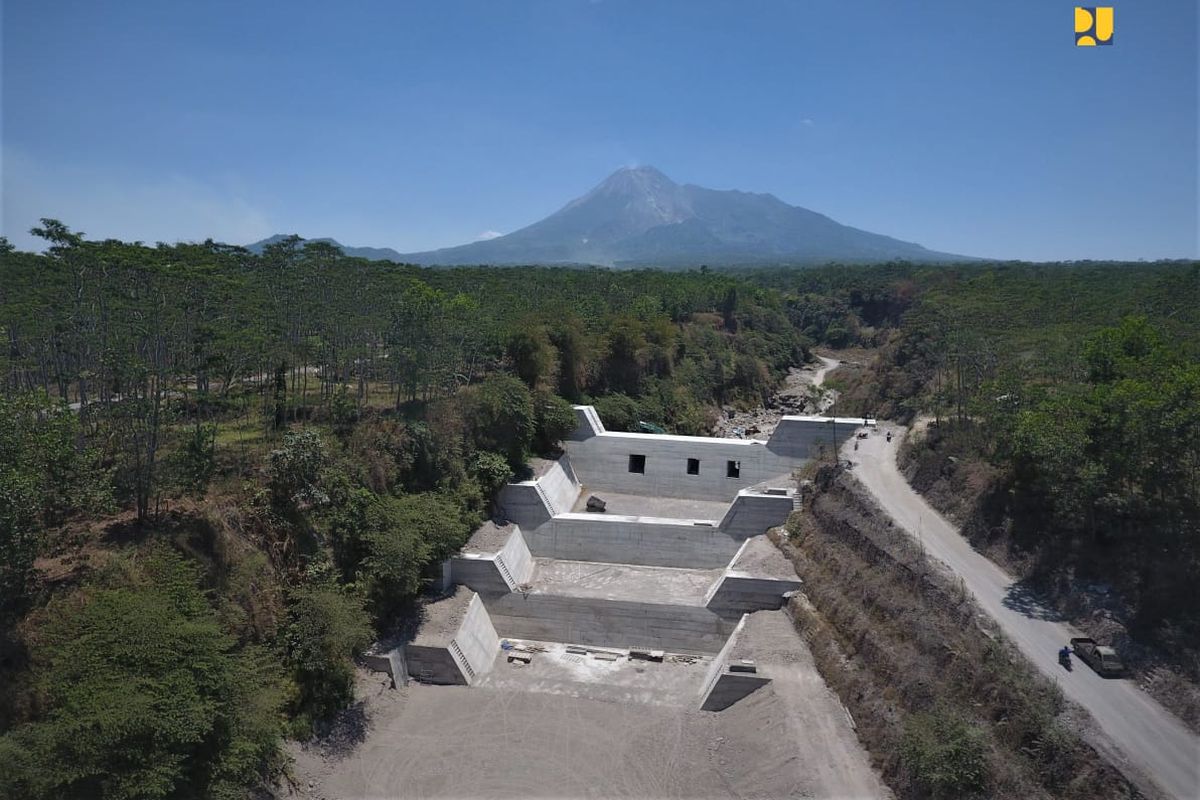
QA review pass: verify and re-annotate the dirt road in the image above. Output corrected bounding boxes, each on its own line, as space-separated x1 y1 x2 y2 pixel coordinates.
847 426 1200 800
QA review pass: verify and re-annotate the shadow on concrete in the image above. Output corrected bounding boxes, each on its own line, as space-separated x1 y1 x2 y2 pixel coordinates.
1002 579 1066 622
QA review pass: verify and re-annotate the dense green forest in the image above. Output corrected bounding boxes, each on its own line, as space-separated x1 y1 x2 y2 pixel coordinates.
772 259 1200 708
0 224 807 799
1 223 1196 798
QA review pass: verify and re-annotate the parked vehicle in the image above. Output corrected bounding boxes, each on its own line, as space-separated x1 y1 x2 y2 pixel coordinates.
1071 637 1126 677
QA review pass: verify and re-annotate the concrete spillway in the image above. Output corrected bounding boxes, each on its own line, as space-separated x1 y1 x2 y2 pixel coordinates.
383 403 869 711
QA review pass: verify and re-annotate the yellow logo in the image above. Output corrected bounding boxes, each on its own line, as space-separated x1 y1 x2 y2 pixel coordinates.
1076 7 1113 46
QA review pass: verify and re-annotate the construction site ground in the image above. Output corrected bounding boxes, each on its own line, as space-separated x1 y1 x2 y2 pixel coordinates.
285 609 889 800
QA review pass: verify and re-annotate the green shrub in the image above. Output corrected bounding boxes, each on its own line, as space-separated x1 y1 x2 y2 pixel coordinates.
283 583 372 732
592 393 639 432
463 374 535 467
533 392 578 453
900 707 989 798
0 548 285 800
470 451 513 500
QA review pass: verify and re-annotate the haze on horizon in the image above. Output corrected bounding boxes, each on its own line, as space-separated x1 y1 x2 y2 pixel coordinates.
2 0 1197 262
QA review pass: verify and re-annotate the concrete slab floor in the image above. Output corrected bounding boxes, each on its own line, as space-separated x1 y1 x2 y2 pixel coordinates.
529 558 722 604
570 490 732 520
476 639 712 707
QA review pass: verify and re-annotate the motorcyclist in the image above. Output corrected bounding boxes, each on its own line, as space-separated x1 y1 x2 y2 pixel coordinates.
1059 644 1071 663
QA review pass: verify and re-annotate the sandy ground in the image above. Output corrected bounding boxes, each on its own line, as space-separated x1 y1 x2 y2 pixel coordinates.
283 609 889 800
848 425 1200 800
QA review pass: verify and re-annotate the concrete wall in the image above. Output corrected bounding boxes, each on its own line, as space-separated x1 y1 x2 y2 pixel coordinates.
539 455 581 516
700 614 748 697
405 645 468 685
498 482 552 529
766 416 875 460
405 593 501 685
524 513 742 569
718 491 795 538
704 574 803 618
499 457 581 528
451 593 500 682
496 526 535 586
564 429 794 502
450 554 514 594
362 646 409 687
451 527 535 593
564 407 868 502
483 593 738 654
701 672 771 711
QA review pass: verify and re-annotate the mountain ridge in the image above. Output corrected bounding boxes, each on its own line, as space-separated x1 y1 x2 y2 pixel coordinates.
247 167 974 266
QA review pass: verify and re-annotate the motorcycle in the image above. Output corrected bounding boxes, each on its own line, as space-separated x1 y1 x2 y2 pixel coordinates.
1058 649 1073 671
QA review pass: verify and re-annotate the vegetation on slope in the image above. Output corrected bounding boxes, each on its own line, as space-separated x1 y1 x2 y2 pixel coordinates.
0 224 807 798
782 466 1141 800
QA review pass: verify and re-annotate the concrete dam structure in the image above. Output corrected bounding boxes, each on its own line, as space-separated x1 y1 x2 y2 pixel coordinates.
372 405 870 710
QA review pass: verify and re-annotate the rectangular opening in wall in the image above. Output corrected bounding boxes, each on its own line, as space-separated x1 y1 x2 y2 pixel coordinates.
687 458 700 475
726 460 741 478
628 454 646 474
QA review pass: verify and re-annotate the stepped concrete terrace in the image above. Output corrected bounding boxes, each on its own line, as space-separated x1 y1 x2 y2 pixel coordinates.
386 404 868 711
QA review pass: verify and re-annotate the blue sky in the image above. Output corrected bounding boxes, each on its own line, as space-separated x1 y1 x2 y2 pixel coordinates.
2 0 1197 260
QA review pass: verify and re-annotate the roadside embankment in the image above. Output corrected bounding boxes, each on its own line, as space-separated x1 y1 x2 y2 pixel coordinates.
775 464 1144 800
898 421 1200 736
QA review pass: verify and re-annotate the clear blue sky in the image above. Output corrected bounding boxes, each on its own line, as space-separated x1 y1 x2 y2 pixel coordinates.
3 0 1197 260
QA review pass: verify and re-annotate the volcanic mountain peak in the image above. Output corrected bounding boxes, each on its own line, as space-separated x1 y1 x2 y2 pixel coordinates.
250 166 973 266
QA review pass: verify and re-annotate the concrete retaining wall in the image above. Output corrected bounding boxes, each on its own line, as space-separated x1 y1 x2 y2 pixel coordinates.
718 491 795 538
563 407 868 502
767 416 874 460
450 554 514 593
700 614 748 698
539 455 581 516
564 429 793 502
499 457 582 528
451 527 535 593
524 513 742 569
496 526 535 586
452 593 500 682
701 672 771 711
483 593 737 654
405 645 468 685
405 593 500 685
704 574 803 618
362 646 409 687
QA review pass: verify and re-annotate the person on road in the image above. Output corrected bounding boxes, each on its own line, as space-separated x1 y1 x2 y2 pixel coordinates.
1059 644 1071 663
